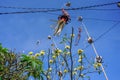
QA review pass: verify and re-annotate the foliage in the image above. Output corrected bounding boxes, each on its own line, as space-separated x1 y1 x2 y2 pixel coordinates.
0 44 43 80
0 28 103 80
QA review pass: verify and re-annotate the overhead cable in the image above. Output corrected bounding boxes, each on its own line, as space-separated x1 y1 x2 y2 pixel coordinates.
0 1 118 10
83 22 120 50
94 22 120 42
84 18 120 22
71 22 120 63
0 1 119 15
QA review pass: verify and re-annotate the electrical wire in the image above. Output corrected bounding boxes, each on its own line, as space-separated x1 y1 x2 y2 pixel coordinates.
0 6 57 10
44 12 120 23
0 1 119 79
0 1 119 15
65 21 118 80
67 21 112 79
0 1 118 10
83 22 120 50
66 15 120 76
69 21 120 79
94 22 120 42
84 18 120 22
70 22 120 69
85 8 120 11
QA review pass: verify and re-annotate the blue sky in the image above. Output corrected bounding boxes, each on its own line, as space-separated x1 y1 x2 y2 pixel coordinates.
0 0 120 80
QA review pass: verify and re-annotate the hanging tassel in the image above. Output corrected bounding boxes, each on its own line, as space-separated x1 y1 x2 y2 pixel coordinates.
75 27 82 46
54 19 65 36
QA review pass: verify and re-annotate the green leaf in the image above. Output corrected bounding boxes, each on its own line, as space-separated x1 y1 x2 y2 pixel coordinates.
32 61 37 69
0 76 2 80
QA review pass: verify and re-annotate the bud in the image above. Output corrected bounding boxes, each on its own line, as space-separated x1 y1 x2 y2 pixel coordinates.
70 34 75 38
62 61 65 66
77 66 84 70
74 68 77 71
40 50 45 55
47 75 50 79
64 69 68 73
65 2 71 7
29 51 33 55
35 53 40 57
49 60 53 64
80 74 84 77
73 71 77 75
78 59 82 63
65 51 70 55
117 2 120 7
48 35 52 40
78 16 83 21
97 63 102 67
79 55 84 59
65 45 70 49
52 55 56 59
78 49 83 55
48 68 52 72
58 71 63 77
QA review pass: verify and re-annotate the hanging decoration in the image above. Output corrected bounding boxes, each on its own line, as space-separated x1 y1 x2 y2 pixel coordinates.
75 27 82 46
54 8 71 36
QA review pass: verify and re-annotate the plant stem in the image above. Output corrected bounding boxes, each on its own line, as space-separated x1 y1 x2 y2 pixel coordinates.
69 27 74 80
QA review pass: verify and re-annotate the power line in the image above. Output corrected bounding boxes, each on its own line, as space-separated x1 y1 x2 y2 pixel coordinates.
94 22 120 42
0 1 119 15
0 6 57 10
68 21 115 80
0 8 119 11
83 22 120 50
71 22 120 61
0 2 118 10
44 12 120 22
79 9 120 11
40 11 120 22
84 18 120 22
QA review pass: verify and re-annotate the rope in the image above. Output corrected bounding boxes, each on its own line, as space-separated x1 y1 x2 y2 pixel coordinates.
91 43 108 80
91 43 99 57
81 22 90 37
82 22 109 80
